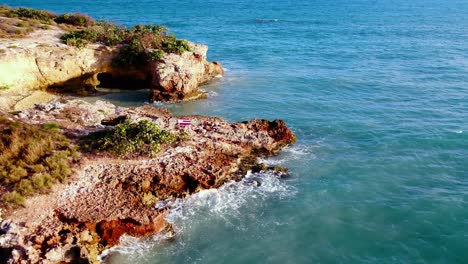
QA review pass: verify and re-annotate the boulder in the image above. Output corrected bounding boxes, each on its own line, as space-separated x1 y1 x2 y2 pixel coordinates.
150 42 224 101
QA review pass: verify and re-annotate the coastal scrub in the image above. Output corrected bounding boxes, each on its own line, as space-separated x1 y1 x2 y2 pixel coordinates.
0 115 80 206
1 5 192 65
60 22 192 66
81 120 185 157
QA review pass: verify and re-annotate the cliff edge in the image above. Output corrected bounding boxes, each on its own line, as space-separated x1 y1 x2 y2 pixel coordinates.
0 7 223 105
0 100 296 263
0 7 294 264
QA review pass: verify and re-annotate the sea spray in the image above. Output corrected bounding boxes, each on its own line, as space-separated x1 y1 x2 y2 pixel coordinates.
259 143 316 166
100 171 296 263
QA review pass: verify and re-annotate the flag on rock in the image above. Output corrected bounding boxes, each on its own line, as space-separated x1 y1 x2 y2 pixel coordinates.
177 118 192 128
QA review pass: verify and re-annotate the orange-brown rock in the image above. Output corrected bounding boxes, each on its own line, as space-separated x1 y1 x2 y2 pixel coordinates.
1 100 295 263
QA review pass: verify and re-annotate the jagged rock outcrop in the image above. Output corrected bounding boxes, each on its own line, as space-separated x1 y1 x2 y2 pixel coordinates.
150 42 224 101
0 99 295 263
0 28 223 102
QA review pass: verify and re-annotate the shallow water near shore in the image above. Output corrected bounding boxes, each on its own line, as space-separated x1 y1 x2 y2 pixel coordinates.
6 0 468 263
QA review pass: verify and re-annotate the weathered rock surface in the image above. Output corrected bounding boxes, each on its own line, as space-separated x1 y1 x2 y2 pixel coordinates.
0 26 223 103
0 99 295 263
0 28 117 94
150 42 224 101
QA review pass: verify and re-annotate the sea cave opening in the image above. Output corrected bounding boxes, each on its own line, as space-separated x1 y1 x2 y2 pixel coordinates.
96 72 151 90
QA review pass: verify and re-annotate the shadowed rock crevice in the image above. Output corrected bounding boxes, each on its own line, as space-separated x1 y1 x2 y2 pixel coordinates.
96 72 152 90
0 33 223 102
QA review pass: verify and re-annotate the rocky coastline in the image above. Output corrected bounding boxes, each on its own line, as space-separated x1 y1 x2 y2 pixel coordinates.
0 100 296 263
0 7 296 264
0 6 223 110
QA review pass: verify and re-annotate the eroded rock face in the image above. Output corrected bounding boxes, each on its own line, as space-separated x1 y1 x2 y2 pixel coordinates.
0 29 223 102
1 100 295 263
150 42 224 101
0 28 118 94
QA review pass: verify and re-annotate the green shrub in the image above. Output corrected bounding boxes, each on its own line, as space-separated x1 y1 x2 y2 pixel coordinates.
54 13 94 27
0 116 79 205
162 34 191 54
17 179 34 196
42 122 61 132
56 19 188 67
31 174 45 190
7 7 56 21
16 21 27 27
148 49 164 61
112 38 147 67
32 164 46 173
60 29 98 48
45 151 72 182
2 191 24 205
83 120 183 157
7 166 27 184
42 174 55 189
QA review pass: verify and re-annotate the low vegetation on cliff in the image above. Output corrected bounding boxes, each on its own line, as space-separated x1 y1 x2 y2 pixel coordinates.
0 115 80 206
81 120 187 157
0 6 52 38
0 5 191 67
61 22 191 66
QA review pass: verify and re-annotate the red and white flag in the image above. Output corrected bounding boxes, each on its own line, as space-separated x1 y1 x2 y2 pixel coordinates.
177 118 192 127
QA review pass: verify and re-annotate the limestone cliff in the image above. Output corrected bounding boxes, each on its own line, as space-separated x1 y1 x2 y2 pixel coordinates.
151 42 224 101
0 27 223 102
0 28 117 92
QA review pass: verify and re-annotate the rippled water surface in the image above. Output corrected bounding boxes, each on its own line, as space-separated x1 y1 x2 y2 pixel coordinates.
5 0 468 263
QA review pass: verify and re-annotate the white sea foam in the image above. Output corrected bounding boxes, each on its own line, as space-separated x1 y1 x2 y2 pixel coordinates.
198 89 219 97
166 171 295 228
100 232 174 262
100 171 295 262
207 90 219 97
255 18 279 23
259 144 316 166
150 101 164 106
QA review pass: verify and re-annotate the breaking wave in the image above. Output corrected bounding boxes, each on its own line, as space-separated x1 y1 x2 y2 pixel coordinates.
101 171 296 263
259 143 316 166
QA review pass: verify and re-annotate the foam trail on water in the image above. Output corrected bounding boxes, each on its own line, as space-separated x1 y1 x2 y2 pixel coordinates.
166 171 296 233
259 143 316 166
199 89 219 97
100 171 295 263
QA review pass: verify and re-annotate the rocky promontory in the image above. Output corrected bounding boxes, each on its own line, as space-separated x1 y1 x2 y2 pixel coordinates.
0 99 295 263
0 6 223 108
0 7 295 264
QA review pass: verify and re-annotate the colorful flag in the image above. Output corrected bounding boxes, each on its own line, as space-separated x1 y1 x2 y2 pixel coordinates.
177 118 192 127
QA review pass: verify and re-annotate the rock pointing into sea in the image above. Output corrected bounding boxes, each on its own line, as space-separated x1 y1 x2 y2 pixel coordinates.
0 26 223 104
150 42 224 101
0 99 295 263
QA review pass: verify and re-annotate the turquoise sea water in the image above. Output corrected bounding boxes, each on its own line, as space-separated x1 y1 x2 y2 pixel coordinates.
5 0 468 263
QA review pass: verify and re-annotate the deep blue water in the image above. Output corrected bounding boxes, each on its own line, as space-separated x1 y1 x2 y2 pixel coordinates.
4 0 468 263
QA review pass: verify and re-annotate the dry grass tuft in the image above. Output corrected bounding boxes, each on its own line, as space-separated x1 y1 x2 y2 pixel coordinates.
0 115 81 207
